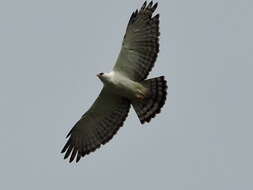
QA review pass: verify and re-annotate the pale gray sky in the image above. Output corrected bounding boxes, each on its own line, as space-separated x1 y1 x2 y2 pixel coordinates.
0 0 252 189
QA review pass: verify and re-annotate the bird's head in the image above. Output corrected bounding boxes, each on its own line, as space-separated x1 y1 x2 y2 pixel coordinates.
96 72 112 84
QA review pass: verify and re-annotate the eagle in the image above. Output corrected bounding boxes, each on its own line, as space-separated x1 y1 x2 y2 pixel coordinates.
61 1 167 163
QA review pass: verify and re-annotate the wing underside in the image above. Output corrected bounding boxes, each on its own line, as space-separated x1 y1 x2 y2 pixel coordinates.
113 1 160 81
61 88 130 163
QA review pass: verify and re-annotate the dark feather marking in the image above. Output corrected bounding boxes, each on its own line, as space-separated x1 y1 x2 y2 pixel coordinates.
132 76 167 124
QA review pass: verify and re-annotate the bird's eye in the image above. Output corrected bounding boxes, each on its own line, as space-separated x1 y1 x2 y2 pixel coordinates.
99 72 104 76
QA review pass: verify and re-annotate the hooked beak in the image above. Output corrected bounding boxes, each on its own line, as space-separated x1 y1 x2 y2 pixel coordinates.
97 72 104 78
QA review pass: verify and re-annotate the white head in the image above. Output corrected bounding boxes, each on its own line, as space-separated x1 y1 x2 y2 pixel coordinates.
96 72 113 84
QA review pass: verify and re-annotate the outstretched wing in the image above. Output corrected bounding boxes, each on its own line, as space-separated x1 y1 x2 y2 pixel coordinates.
61 87 130 163
113 1 160 81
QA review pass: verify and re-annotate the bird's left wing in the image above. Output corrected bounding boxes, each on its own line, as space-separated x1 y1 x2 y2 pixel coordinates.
113 1 160 81
61 87 130 163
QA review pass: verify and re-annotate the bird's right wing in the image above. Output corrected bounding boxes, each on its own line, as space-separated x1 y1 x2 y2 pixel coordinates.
61 87 130 163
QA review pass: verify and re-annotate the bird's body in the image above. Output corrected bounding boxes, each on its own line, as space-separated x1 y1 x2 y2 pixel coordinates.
61 1 168 163
98 71 149 100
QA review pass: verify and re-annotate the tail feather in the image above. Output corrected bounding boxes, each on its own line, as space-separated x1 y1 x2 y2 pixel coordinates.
132 76 167 124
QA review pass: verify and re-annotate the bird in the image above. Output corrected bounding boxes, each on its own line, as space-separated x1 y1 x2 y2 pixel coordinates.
61 1 167 163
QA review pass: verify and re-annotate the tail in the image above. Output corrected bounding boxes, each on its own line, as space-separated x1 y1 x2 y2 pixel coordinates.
132 76 167 124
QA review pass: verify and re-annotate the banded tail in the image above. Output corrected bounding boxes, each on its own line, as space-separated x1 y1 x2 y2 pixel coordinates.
132 76 167 124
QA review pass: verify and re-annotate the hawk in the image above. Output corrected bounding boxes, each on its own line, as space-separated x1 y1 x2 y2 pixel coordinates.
61 1 167 163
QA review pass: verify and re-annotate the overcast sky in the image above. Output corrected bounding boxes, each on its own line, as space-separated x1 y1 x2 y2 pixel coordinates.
0 0 252 189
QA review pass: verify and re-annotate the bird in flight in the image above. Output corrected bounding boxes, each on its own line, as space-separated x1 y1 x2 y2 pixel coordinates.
61 1 167 163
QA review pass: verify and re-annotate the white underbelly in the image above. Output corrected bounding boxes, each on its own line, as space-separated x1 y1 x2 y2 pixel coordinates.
109 74 145 99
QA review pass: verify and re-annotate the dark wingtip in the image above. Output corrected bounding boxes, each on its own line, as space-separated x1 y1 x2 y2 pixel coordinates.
61 138 70 153
69 148 77 163
147 1 153 8
154 13 160 19
64 144 73 160
66 130 72 138
76 153 81 163
141 1 147 10
152 2 158 12
61 147 66 154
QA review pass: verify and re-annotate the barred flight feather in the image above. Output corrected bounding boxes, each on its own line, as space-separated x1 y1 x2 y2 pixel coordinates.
114 1 160 81
61 89 130 163
132 76 167 124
